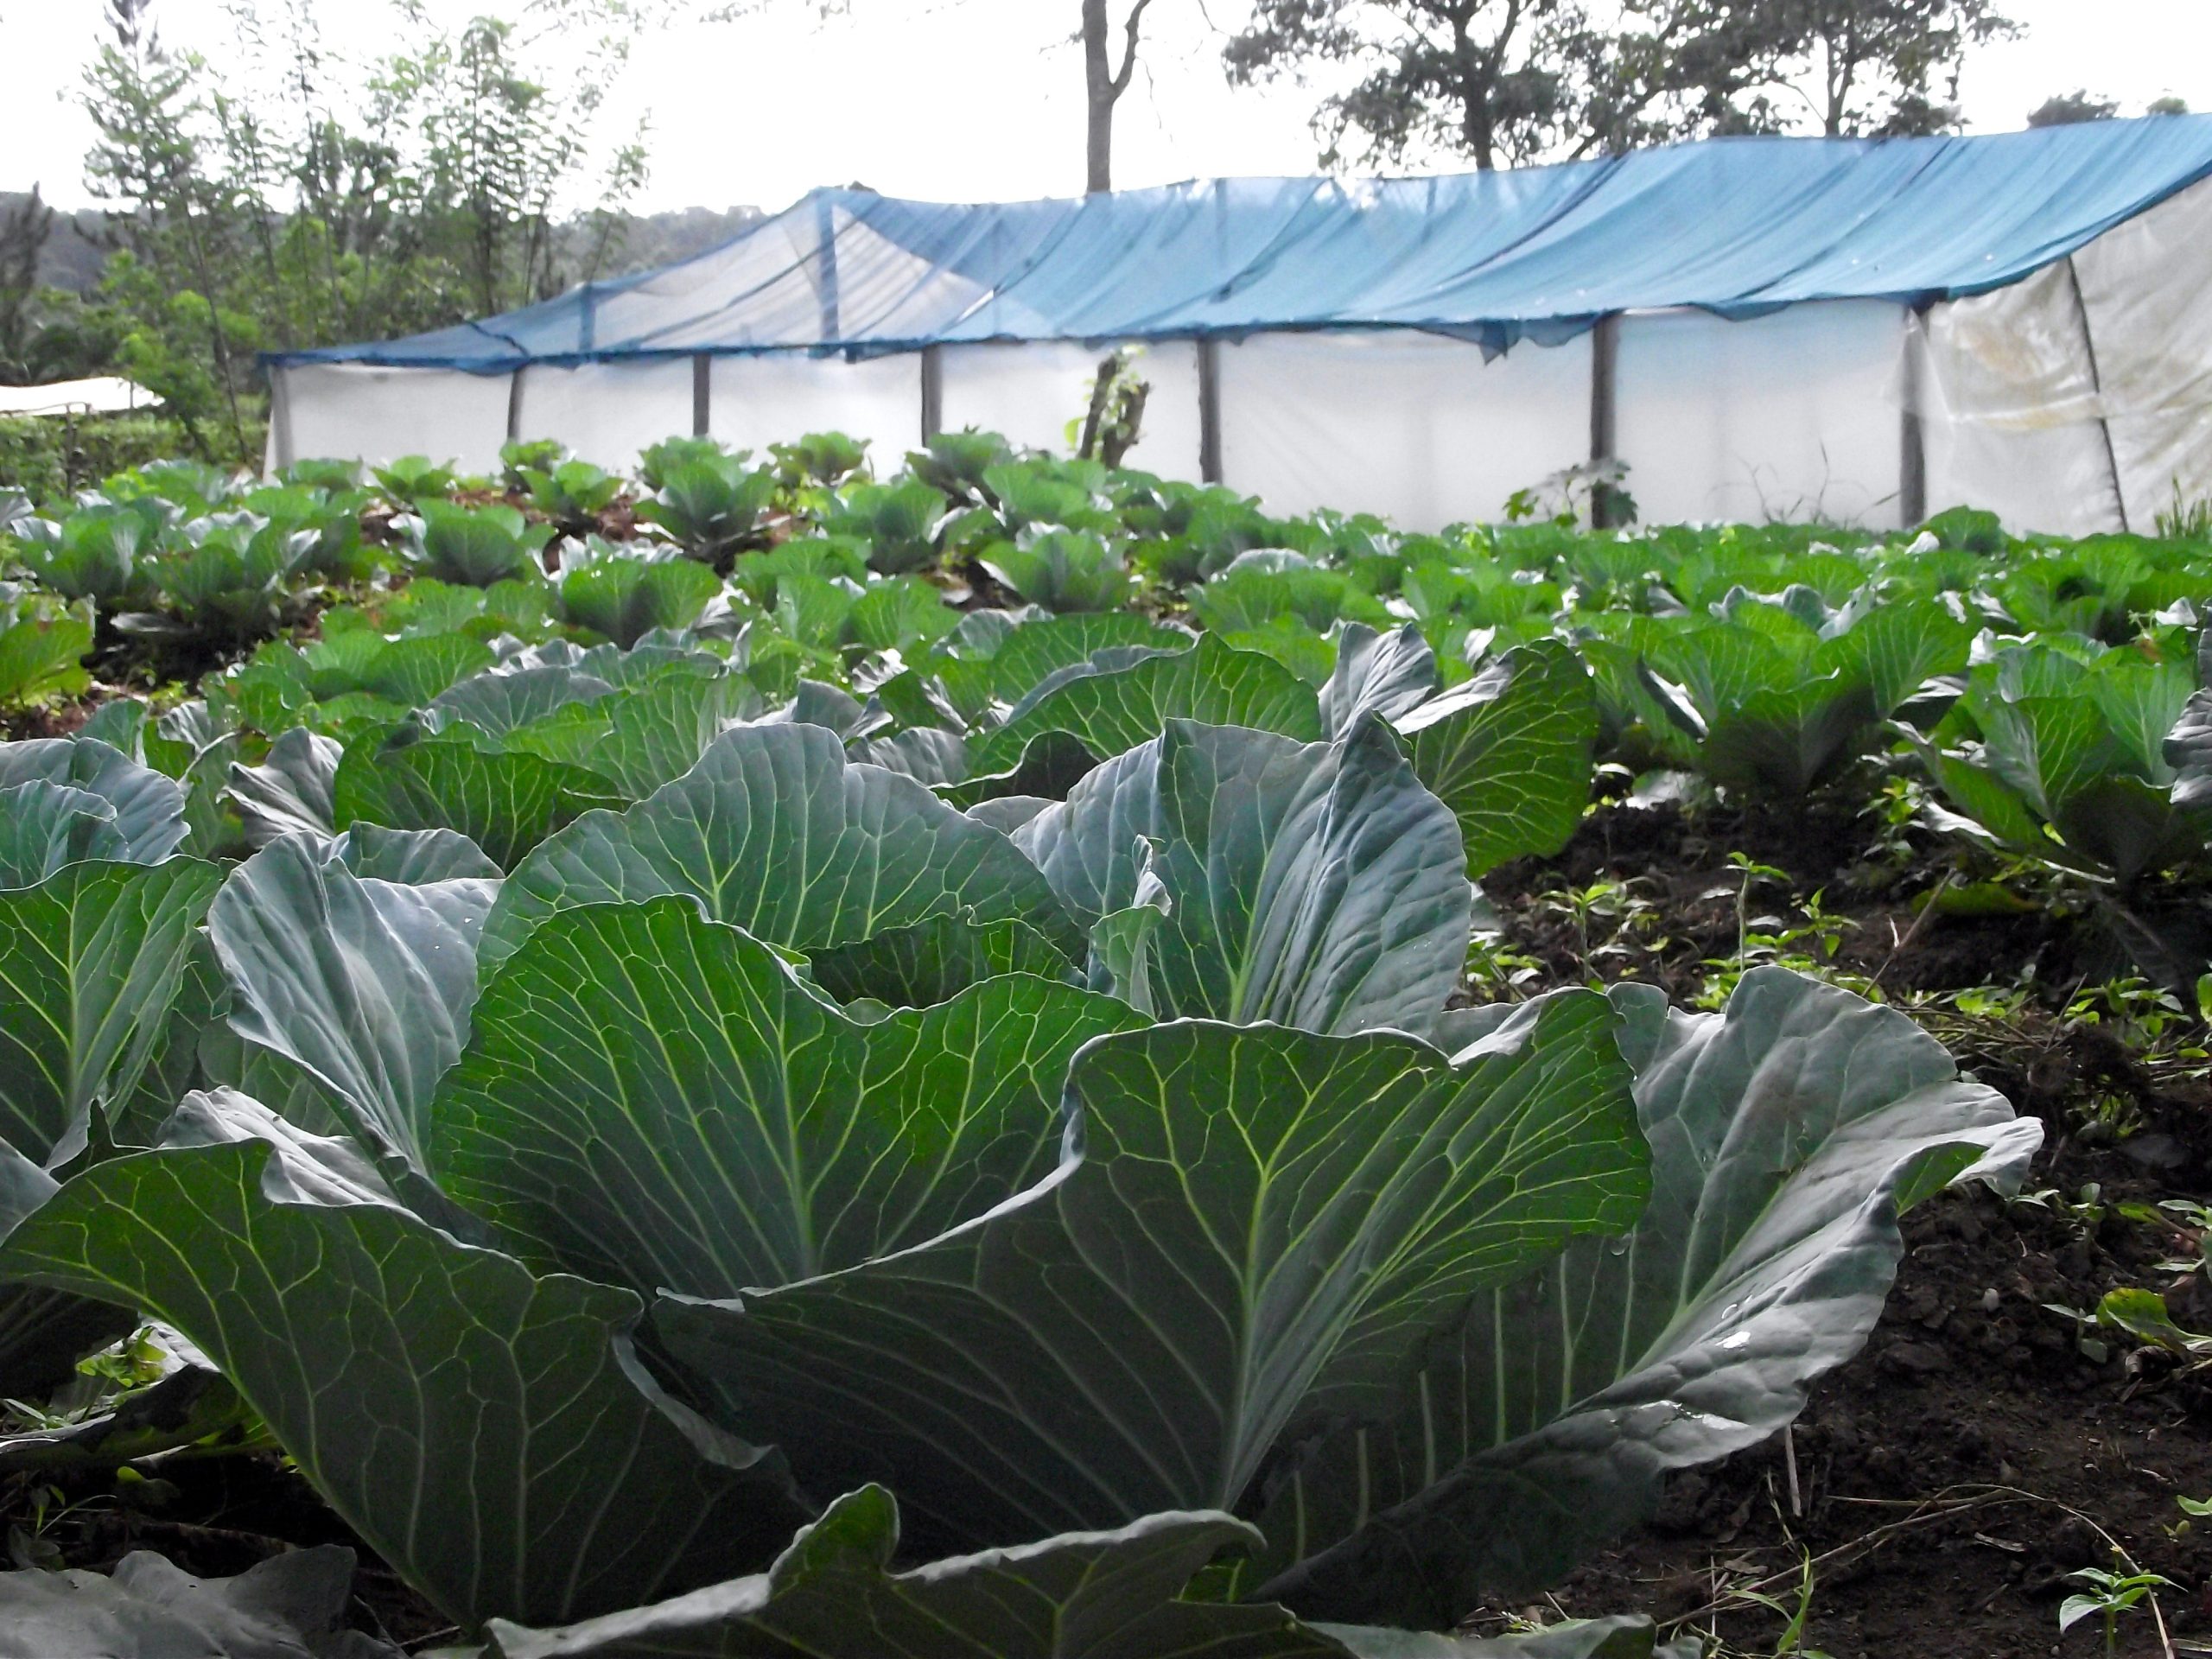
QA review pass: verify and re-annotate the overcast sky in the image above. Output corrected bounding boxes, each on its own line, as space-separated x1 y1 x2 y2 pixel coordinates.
3 0 2206 213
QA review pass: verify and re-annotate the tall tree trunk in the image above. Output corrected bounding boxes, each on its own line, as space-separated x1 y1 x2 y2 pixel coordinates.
1084 0 1116 194
1083 0 1153 195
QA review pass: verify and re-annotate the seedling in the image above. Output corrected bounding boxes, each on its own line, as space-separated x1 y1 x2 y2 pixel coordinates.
2059 1565 2174 1655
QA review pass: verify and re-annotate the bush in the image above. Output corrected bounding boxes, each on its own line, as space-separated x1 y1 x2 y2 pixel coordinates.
0 410 265 505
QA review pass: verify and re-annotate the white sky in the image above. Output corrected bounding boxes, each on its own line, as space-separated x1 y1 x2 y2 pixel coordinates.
2 0 2206 213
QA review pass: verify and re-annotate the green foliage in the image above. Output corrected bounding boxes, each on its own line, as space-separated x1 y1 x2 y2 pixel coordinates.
638 453 779 564
978 528 1135 613
372 455 461 507
638 435 741 493
521 459 624 534
399 500 554 588
552 537 723 646
819 478 948 575
0 414 213 505
5 499 169 607
1916 634 2209 885
0 586 93 711
770 431 870 490
904 428 1014 500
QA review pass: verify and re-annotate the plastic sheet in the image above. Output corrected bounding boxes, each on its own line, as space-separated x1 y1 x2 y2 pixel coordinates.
271 117 2212 371
1915 174 2212 532
937 341 1204 477
510 360 697 471
1617 301 1903 528
280 365 511 473
706 352 920 469
1218 330 1592 529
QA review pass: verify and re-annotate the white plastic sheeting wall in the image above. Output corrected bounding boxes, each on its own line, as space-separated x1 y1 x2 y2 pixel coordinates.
270 177 2211 538
938 341 1204 479
1915 174 2212 534
1217 330 1592 527
708 352 919 466
511 360 696 471
1615 301 1904 528
279 365 512 474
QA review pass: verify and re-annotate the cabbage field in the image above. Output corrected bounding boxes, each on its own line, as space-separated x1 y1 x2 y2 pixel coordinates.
0 432 2205 1658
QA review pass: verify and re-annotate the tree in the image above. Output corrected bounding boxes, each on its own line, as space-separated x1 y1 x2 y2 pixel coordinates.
1224 0 2017 170
1083 0 1157 192
0 187 54 385
2027 89 2120 128
1744 0 2016 137
1224 1 1590 171
81 0 257 449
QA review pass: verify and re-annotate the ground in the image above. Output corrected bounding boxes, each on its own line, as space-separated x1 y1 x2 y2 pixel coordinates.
1471 789 2212 1659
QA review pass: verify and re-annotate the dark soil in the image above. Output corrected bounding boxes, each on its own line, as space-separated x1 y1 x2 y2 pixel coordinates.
3 1453 454 1649
1482 790 2149 1003
1541 1125 2212 1659
1477 792 2212 1659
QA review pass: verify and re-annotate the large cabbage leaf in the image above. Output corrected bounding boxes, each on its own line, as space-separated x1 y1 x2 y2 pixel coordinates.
480 1483 1685 1659
658 992 1646 1555
427 898 1143 1296
483 722 1082 969
1014 718 1471 1033
207 834 499 1183
0 1090 809 1630
1249 968 2042 1626
334 720 624 870
0 857 225 1166
0 1545 402 1659
970 634 1323 775
0 737 189 868
1396 639 1598 877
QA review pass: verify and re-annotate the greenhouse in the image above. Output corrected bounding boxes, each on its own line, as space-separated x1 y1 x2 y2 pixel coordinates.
268 115 2212 534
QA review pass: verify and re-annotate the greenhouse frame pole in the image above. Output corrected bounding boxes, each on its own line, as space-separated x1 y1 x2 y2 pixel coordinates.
692 356 712 437
1197 337 1223 485
269 367 296 474
505 369 525 444
1588 315 1620 527
920 346 944 443
2063 255 2130 535
1899 308 1928 530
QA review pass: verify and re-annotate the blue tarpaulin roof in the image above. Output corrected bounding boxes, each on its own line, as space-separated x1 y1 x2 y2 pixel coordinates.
271 114 2212 372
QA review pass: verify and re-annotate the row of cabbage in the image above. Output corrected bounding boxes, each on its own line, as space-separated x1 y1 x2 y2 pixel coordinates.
10 431 2212 909
0 480 2039 1653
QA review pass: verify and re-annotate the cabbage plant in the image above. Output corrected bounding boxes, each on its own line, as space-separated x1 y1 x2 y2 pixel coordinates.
978 527 1134 613
1917 634 2210 886
818 478 948 575
398 501 556 588
1585 587 1972 794
0 715 2034 1655
520 458 624 534
639 454 779 566
0 584 92 712
552 536 724 646
4 499 169 609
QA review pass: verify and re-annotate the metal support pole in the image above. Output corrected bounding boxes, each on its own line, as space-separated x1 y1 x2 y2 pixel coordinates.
1898 308 1928 530
692 355 711 438
1197 337 1223 486
814 194 842 343
2063 255 2130 534
1588 315 1620 528
268 365 296 475
920 346 944 444
505 368 525 445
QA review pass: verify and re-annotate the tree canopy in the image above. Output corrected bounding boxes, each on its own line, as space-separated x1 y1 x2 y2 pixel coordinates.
1224 0 2018 170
